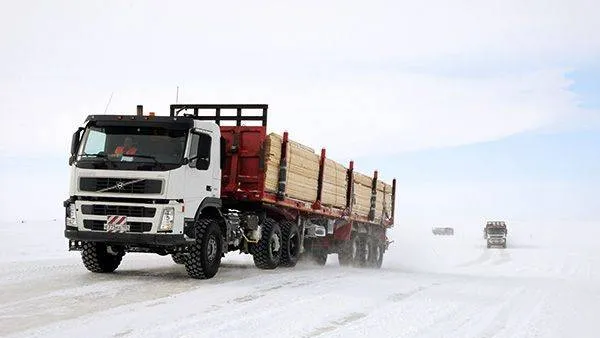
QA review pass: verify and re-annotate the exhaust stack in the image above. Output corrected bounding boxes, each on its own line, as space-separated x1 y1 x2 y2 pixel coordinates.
136 105 143 116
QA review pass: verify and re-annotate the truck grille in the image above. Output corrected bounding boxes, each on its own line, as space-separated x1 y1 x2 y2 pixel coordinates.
81 205 156 218
83 220 152 233
79 178 162 194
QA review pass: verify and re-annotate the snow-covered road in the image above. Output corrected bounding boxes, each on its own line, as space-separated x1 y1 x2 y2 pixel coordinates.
1 220 599 337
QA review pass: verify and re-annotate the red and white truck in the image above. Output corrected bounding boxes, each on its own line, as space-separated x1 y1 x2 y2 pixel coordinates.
64 104 396 279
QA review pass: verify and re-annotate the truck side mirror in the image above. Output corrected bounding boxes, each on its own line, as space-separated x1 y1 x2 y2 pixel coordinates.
69 127 85 165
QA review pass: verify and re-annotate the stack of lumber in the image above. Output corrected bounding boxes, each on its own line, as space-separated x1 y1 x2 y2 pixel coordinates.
264 133 283 193
264 132 393 222
374 180 393 222
322 159 347 208
352 172 373 218
286 140 319 201
263 133 319 202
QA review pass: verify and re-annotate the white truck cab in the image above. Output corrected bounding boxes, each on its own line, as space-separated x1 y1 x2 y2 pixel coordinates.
65 113 222 238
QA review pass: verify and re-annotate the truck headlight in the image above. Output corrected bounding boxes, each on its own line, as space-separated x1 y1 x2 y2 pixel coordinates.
66 204 77 227
159 207 175 232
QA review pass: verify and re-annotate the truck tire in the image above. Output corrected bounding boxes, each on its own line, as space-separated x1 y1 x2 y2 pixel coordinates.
280 220 300 268
338 233 359 267
356 236 369 267
185 218 223 279
367 238 384 269
375 241 385 269
172 253 186 265
253 218 282 270
375 242 385 269
81 242 124 273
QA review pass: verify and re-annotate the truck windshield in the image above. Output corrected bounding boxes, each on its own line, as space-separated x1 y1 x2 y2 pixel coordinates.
77 125 188 171
487 228 506 235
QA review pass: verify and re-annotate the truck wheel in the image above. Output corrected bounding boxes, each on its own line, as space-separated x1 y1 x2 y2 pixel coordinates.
81 242 124 273
280 220 300 267
367 238 384 269
253 218 282 270
338 233 359 267
356 236 369 267
185 218 223 279
172 253 186 265
375 243 385 269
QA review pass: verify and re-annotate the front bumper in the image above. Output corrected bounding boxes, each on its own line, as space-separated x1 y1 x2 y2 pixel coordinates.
65 229 189 246
488 238 506 245
65 198 186 233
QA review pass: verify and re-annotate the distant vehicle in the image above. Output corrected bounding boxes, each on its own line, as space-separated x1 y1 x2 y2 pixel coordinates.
432 227 454 236
484 221 507 248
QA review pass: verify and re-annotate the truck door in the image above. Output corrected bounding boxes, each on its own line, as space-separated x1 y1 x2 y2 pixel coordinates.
184 129 220 214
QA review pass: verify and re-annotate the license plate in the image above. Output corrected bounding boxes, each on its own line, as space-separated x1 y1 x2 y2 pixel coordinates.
105 215 130 232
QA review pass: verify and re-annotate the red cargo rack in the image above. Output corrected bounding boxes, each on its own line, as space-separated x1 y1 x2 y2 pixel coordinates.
170 104 395 227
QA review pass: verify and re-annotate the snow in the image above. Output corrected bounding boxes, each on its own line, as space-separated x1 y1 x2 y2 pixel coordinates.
1 219 599 337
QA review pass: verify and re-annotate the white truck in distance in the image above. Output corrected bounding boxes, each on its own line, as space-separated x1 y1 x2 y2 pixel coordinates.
484 221 508 248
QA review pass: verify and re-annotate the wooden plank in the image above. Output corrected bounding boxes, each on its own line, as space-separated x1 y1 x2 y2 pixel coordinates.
354 171 373 186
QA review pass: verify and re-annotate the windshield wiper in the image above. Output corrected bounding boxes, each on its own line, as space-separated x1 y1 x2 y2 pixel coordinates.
80 152 115 168
120 154 165 169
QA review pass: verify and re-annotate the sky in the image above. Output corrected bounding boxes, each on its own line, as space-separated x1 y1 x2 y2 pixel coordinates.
0 0 598 224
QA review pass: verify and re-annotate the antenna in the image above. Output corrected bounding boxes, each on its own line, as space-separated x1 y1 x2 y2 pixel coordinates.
175 86 179 103
103 92 114 114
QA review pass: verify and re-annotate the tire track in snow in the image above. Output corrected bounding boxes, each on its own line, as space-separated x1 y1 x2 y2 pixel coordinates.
305 312 368 337
473 286 548 338
302 279 457 338
457 249 493 268
492 249 512 266
386 283 442 303
0 258 276 336
317 278 469 338
161 269 438 338
462 287 525 338
427 285 545 338
9 266 355 338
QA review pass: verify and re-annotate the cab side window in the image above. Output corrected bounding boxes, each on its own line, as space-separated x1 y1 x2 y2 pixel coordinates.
189 132 211 170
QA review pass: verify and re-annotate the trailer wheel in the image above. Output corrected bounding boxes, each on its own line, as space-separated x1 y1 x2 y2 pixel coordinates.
376 243 385 268
253 218 282 270
280 220 300 268
185 218 223 279
81 242 124 273
338 233 359 267
171 253 186 265
356 236 369 267
367 238 384 269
